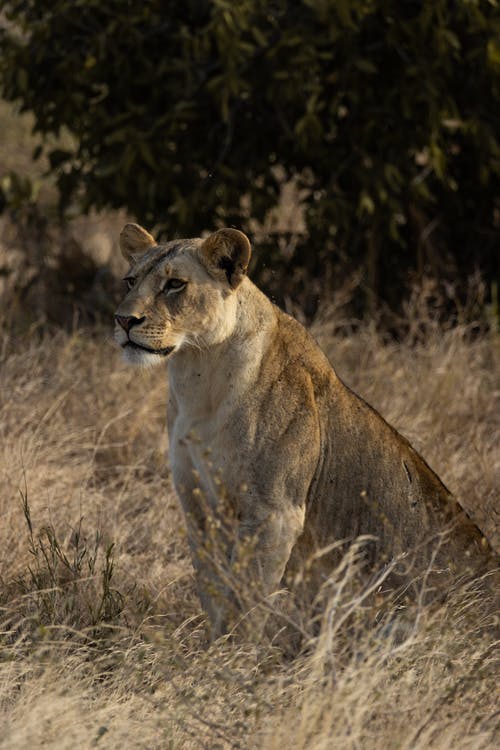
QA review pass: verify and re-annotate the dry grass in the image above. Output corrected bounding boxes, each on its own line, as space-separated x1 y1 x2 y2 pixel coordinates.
0 301 499 749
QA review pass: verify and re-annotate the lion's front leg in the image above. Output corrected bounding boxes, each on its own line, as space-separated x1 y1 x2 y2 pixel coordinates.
173 481 234 634
172 439 306 638
208 504 306 639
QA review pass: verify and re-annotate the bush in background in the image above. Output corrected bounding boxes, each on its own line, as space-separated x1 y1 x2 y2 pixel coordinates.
1 0 499 315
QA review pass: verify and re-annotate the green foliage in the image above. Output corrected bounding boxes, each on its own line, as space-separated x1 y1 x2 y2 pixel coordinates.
18 481 124 629
1 0 499 312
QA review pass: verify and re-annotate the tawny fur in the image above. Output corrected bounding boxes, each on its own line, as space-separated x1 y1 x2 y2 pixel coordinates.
115 224 494 637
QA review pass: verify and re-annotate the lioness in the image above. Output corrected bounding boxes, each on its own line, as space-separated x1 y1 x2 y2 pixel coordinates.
115 223 493 637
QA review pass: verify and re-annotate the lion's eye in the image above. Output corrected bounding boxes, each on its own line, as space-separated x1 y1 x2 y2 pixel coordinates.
164 278 186 293
124 277 136 291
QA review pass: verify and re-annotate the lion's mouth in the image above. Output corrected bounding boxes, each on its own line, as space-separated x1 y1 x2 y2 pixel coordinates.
123 340 174 357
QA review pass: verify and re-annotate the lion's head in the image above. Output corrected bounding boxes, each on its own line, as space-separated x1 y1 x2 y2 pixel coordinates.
114 223 251 366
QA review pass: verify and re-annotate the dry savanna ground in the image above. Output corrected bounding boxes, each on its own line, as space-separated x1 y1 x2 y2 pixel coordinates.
0 292 499 749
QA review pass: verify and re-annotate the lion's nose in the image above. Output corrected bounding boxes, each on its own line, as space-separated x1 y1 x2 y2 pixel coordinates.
115 314 145 333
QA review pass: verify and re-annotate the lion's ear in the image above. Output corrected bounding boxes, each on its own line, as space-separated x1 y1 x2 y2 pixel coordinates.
200 229 251 289
119 223 156 263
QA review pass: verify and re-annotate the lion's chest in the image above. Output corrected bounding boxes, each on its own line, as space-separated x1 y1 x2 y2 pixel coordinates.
168 397 246 513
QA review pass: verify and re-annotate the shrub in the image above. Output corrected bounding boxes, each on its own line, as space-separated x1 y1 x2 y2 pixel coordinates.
1 0 499 313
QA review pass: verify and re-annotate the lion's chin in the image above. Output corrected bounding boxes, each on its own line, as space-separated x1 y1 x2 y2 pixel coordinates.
121 341 174 367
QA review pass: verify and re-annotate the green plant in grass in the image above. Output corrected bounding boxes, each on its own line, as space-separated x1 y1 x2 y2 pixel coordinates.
19 483 124 629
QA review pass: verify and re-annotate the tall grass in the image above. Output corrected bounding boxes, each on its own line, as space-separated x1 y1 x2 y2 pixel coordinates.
0 299 498 748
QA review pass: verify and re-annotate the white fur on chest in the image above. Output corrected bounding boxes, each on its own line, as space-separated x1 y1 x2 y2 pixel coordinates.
168 365 244 509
